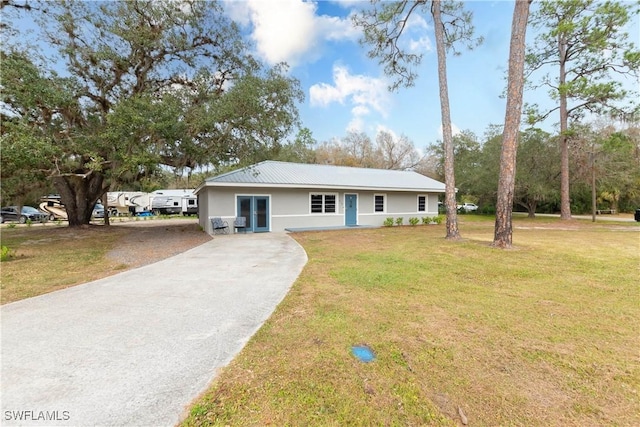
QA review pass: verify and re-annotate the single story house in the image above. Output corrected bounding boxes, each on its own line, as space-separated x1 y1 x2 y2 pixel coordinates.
195 161 446 233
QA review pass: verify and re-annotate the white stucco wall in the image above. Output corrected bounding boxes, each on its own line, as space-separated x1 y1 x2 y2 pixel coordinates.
198 186 442 233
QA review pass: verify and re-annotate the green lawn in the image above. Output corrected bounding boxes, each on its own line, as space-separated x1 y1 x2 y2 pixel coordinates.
182 216 639 426
0 218 205 304
0 224 125 304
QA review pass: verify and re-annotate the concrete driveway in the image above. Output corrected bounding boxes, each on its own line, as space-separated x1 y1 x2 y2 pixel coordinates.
1 232 307 426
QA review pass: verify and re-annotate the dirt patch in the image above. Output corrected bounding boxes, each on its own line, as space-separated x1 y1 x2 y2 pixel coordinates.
1 219 212 304
106 220 212 268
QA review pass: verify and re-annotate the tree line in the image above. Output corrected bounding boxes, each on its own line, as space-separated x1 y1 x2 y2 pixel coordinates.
428 122 640 216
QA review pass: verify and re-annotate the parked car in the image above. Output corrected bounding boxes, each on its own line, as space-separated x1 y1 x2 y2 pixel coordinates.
457 203 479 212
0 206 49 224
92 203 105 219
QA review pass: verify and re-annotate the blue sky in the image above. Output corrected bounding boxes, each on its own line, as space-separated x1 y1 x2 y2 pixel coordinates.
226 0 526 149
6 0 638 151
225 0 639 150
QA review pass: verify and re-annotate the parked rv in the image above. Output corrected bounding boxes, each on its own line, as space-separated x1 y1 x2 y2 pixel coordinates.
150 189 197 216
39 195 106 221
151 196 182 215
106 191 151 216
181 195 198 216
39 195 67 221
105 189 197 217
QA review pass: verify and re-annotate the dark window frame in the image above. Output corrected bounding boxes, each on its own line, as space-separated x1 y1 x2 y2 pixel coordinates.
374 194 385 213
418 195 426 212
310 193 338 214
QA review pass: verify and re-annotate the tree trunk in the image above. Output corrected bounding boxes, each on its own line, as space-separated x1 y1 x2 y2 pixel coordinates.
53 171 106 227
558 33 572 220
516 200 537 218
493 0 531 248
526 200 537 218
432 0 460 240
102 192 111 226
591 153 596 222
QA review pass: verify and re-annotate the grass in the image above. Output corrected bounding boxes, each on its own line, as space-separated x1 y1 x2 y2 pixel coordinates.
0 217 205 304
1 216 637 425
182 216 639 426
0 224 129 304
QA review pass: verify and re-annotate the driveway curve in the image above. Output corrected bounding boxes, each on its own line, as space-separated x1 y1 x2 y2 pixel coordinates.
1 232 307 426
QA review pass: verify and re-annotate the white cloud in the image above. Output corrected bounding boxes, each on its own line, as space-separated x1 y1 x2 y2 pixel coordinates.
375 124 399 139
310 64 391 136
406 13 429 31
347 116 365 133
438 123 462 138
352 105 370 116
409 36 432 53
331 0 364 7
317 13 360 42
250 0 319 65
347 105 370 132
226 0 357 67
310 64 390 118
309 82 343 106
223 1 251 25
403 14 432 53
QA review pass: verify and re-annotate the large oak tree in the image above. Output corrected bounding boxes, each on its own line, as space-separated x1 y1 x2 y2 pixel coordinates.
1 0 303 226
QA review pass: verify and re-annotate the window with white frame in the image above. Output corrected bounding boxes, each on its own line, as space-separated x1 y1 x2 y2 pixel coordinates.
374 194 385 213
418 195 427 212
310 193 337 213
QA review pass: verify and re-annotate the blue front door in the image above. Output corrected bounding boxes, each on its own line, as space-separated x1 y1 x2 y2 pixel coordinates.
345 194 357 226
237 196 270 232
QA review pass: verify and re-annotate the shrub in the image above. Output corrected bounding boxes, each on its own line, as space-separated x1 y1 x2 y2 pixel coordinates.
1 245 13 262
421 216 431 225
383 217 395 227
409 217 420 226
480 205 496 215
395 217 404 226
432 215 444 225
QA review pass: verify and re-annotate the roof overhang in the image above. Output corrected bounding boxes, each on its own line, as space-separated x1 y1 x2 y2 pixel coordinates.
195 181 446 194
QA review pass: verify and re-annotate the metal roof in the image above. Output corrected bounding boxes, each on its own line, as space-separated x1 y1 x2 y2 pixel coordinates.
198 161 445 192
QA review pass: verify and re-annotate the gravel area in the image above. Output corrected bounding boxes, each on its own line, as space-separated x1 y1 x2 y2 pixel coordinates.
106 218 212 268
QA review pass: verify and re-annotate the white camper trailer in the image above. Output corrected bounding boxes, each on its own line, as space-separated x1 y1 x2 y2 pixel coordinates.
104 189 196 216
181 194 198 216
150 189 196 216
106 191 151 216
